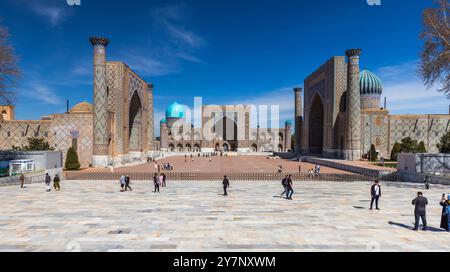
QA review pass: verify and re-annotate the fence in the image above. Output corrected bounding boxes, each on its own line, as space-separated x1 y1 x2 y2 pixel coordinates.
64 171 386 182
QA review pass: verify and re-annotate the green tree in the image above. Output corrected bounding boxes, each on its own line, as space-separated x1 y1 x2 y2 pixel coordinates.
12 137 54 151
417 141 427 153
368 144 378 162
391 142 401 161
65 147 81 170
400 137 418 153
438 131 450 153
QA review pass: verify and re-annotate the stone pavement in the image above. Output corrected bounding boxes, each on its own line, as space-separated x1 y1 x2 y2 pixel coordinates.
0 180 449 252
84 156 351 174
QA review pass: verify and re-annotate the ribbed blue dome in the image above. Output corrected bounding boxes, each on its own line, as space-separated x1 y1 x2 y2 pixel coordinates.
360 70 383 95
166 102 185 119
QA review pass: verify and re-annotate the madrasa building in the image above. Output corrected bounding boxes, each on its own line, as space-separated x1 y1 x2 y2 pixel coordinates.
0 37 156 168
157 103 292 153
295 48 450 160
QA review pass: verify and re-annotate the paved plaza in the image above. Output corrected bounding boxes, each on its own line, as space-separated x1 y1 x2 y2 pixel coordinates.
0 179 449 252
84 156 351 174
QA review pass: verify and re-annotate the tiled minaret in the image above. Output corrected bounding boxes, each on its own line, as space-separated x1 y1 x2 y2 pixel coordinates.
147 83 155 150
89 36 110 167
344 49 363 161
160 121 169 152
294 88 303 154
285 120 292 152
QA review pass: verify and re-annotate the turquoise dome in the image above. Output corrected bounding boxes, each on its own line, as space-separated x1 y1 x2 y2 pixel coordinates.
160 119 167 124
166 102 185 119
360 69 383 95
285 120 292 127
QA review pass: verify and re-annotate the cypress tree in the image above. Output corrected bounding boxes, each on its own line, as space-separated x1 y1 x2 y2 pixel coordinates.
65 147 81 171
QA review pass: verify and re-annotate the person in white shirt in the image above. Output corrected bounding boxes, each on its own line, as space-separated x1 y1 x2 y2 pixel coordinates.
370 180 382 210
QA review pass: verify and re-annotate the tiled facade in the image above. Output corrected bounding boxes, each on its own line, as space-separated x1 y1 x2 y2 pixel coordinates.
160 105 292 153
298 50 450 159
0 37 155 168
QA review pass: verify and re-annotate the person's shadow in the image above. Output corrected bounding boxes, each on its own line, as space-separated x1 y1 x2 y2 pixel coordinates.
388 221 446 232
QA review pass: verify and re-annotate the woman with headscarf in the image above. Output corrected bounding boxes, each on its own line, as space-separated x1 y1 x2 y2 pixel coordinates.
440 194 450 232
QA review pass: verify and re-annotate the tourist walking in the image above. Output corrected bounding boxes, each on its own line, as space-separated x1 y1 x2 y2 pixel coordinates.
158 174 164 189
53 174 61 191
280 175 288 197
161 173 167 187
314 165 321 176
223 175 230 196
440 194 450 232
20 174 25 189
45 173 51 192
119 175 126 192
286 175 294 200
412 192 428 231
125 175 132 191
370 180 381 210
153 173 160 193
424 176 430 190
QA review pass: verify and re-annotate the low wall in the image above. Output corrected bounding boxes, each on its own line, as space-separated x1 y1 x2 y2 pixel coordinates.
0 168 63 187
0 151 63 170
65 171 374 182
398 153 450 185
302 156 398 181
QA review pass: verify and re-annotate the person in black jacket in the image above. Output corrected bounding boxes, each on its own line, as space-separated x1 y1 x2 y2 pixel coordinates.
370 180 382 210
153 173 160 193
280 175 288 197
286 175 294 200
125 176 132 191
412 192 428 231
223 176 230 196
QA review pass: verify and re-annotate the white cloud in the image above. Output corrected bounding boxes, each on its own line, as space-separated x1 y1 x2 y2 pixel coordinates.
27 84 63 105
20 0 72 27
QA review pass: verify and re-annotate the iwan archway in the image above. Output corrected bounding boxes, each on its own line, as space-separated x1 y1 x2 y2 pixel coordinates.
309 94 324 154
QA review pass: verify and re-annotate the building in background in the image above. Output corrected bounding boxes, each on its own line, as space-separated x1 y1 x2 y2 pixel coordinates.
296 49 450 160
0 37 156 168
158 102 292 153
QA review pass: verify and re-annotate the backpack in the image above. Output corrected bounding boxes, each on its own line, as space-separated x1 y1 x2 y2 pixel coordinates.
282 179 287 187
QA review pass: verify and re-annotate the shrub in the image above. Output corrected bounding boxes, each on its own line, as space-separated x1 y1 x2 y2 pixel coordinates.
65 147 81 170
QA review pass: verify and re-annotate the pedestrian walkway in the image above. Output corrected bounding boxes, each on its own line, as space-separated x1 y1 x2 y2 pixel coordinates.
0 180 448 252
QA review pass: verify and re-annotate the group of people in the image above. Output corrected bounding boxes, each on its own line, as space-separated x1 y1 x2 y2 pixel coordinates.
44 173 61 192
370 180 450 232
162 162 174 171
152 173 167 193
280 175 294 200
307 165 321 178
119 175 132 192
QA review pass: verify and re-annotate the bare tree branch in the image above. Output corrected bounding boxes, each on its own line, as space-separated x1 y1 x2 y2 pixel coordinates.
0 22 20 105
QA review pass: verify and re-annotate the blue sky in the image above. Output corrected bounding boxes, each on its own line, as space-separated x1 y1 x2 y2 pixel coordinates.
0 0 447 134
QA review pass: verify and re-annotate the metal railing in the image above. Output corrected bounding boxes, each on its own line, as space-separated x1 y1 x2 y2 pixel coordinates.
64 171 391 182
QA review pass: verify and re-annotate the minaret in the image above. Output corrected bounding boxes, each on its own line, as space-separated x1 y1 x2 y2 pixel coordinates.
160 120 169 152
147 83 155 151
344 49 363 161
285 121 292 152
294 88 303 154
89 36 110 167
